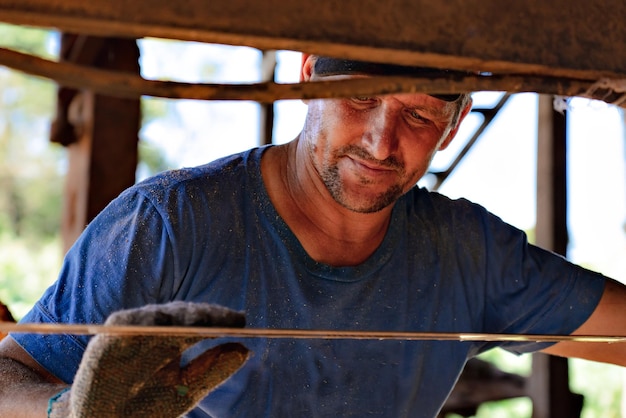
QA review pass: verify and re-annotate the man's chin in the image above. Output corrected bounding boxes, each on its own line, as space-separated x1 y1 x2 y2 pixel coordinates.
332 188 402 214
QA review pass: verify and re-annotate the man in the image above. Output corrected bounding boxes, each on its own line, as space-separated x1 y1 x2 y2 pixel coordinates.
0 54 624 417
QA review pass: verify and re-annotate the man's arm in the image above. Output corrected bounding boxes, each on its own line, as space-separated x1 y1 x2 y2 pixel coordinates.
0 336 68 417
542 278 626 366
0 303 250 418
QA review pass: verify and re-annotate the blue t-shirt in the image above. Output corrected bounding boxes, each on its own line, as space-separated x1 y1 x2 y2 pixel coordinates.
15 146 605 417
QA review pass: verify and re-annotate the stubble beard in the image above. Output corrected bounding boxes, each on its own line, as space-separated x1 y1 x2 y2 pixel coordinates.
318 145 407 214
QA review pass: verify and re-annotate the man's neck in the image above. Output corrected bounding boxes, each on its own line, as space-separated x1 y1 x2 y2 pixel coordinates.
260 140 394 267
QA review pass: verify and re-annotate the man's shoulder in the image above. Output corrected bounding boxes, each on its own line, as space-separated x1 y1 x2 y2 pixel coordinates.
399 186 513 237
132 147 264 200
403 186 486 217
401 186 525 246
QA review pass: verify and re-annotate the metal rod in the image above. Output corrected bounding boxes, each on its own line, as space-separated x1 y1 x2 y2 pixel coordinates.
2 322 624 343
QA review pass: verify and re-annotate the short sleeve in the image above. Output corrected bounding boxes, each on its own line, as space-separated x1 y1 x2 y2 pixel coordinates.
12 187 176 383
478 209 606 354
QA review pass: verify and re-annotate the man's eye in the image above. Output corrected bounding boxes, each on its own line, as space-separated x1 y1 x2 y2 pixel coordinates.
352 96 375 103
408 109 428 122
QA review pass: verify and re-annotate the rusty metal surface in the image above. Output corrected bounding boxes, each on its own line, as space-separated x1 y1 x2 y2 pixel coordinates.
0 0 625 79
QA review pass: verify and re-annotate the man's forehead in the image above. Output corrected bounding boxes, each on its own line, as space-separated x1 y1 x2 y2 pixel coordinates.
315 73 455 120
312 56 463 102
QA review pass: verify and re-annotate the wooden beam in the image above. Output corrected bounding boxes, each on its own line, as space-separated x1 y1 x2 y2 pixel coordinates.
259 50 276 145
60 38 140 251
529 95 582 418
3 46 626 107
0 0 625 80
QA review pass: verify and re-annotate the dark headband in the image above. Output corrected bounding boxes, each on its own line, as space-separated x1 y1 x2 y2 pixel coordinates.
313 57 463 102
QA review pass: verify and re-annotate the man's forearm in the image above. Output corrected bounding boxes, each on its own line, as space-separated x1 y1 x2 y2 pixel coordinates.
0 357 68 417
543 279 626 366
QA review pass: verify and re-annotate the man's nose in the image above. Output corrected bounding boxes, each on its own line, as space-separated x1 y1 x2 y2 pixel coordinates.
364 105 399 161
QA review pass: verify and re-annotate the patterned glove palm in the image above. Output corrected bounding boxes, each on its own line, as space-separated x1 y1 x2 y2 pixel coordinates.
49 301 250 418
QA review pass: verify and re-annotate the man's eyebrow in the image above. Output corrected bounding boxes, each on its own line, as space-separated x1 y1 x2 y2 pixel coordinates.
409 103 454 121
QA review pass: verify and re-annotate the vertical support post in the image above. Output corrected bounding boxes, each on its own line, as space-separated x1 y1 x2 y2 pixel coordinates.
56 37 141 252
530 95 583 418
259 50 276 145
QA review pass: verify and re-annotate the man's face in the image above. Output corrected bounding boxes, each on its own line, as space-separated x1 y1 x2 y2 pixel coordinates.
302 75 462 214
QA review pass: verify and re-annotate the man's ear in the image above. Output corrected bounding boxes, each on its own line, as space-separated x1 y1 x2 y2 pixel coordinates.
300 54 316 82
438 101 472 151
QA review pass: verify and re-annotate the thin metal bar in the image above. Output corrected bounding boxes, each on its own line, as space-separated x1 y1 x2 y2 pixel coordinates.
430 93 512 190
2 322 624 343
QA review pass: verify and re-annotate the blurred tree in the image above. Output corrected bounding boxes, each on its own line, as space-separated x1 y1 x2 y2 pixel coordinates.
138 98 175 177
0 24 63 242
0 24 177 317
0 24 64 317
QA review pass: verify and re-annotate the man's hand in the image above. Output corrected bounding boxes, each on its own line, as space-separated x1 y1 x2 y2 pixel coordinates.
49 302 250 418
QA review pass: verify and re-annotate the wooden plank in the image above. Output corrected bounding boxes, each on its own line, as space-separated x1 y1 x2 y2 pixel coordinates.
529 96 583 418
2 45 626 108
60 38 140 251
0 0 625 80
259 50 277 145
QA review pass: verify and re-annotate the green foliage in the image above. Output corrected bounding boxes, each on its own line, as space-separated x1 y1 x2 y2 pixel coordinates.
0 28 63 241
0 23 56 58
138 137 175 176
446 398 533 418
141 97 170 126
477 348 532 376
472 398 533 418
570 359 623 418
0 24 64 316
460 349 623 417
0 24 178 318
0 234 61 320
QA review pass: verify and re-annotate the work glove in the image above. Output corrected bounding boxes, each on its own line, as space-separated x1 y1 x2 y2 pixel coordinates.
48 301 250 418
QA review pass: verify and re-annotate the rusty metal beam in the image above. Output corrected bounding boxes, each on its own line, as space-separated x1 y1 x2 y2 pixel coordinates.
0 0 625 80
